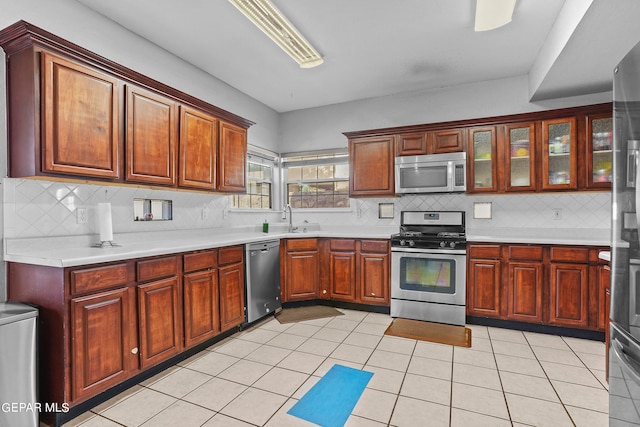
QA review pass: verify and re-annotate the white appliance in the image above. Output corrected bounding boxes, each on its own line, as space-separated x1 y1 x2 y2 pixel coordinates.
395 152 466 194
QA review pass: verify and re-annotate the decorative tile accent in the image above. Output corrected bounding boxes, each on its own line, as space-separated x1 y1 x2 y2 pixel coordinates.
3 178 611 238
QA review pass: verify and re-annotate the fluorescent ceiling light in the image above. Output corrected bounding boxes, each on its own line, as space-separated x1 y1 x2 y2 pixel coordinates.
229 0 324 68
475 0 516 32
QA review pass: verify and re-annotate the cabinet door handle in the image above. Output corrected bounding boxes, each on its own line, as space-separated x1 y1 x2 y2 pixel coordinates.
131 347 139 355
322 290 327 294
370 292 376 296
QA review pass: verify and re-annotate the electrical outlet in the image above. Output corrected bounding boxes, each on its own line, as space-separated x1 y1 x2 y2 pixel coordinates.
76 207 88 224
552 208 562 220
201 208 208 220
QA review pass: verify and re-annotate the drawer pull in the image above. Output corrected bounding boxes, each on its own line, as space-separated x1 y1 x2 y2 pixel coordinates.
131 347 139 355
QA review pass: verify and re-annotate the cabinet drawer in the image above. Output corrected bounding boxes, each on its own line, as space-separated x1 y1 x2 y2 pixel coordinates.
184 250 217 273
137 256 178 282
550 246 589 263
219 245 243 265
71 263 129 295
469 244 501 259
287 238 318 251
508 245 543 261
360 240 389 254
330 239 356 251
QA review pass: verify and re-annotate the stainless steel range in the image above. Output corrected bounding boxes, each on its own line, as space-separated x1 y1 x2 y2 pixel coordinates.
390 211 467 326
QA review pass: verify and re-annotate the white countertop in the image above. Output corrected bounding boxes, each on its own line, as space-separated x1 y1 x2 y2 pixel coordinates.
5 224 612 268
466 227 611 247
4 224 397 268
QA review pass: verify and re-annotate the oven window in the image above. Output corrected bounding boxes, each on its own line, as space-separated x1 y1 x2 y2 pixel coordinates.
400 165 447 189
399 256 455 294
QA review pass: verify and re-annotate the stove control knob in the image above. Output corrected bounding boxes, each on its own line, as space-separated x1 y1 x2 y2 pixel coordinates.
409 240 415 247
400 239 406 246
450 241 456 248
440 241 446 248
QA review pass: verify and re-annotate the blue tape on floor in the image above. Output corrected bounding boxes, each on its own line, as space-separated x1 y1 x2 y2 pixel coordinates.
288 364 374 427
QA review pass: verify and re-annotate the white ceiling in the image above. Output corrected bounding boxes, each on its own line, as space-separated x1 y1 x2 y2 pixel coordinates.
74 0 640 113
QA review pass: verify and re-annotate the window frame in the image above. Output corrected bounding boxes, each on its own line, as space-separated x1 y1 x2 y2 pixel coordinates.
230 147 278 211
281 149 350 211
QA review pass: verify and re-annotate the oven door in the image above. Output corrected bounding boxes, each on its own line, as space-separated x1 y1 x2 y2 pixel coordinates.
391 248 466 306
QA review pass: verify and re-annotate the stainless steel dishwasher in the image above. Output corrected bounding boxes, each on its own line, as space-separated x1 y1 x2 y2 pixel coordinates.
245 240 281 323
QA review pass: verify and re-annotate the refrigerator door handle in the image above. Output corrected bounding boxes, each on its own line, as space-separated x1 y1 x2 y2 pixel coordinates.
636 149 640 228
612 338 640 384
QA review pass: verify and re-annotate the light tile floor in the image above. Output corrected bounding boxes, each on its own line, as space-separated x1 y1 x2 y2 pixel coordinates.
62 309 609 427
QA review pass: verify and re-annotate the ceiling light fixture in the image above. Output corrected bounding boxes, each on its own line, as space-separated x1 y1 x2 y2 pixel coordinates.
229 0 323 68
474 0 516 32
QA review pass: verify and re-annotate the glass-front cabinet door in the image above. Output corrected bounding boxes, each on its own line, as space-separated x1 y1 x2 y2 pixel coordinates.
586 113 613 189
469 127 497 192
542 117 577 190
505 122 536 192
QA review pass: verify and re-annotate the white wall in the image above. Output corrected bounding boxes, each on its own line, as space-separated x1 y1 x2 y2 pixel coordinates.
279 75 612 152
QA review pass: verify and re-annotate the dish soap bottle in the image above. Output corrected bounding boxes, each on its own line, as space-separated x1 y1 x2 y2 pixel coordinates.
262 219 269 233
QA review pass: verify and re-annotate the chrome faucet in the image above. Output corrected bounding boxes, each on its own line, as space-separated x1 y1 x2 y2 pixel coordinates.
285 204 297 232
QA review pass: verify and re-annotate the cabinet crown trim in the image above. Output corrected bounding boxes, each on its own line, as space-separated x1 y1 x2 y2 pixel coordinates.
0 20 254 129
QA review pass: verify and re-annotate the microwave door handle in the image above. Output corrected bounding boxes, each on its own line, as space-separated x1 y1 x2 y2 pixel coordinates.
447 161 454 192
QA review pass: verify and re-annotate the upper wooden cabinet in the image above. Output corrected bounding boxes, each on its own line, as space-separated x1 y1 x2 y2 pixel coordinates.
542 117 578 191
218 121 248 193
344 103 611 197
0 20 252 193
396 132 427 156
348 136 395 197
126 86 177 186
41 52 121 179
504 122 537 192
395 129 464 156
179 107 218 191
429 129 465 154
468 127 498 192
586 113 613 189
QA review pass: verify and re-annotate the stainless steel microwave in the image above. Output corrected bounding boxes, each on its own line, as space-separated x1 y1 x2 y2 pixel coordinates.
395 152 467 194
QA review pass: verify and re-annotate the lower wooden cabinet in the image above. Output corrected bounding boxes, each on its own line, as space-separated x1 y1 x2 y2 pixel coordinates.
549 263 589 328
359 241 390 305
507 261 543 323
320 239 390 306
70 287 134 402
183 250 219 348
136 256 182 369
467 243 607 331
328 239 357 302
282 238 390 306
467 245 502 318
506 245 544 324
218 246 246 331
6 243 247 417
283 239 320 301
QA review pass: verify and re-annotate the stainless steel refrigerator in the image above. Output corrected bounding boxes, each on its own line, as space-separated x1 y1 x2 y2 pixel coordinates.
611 39 640 426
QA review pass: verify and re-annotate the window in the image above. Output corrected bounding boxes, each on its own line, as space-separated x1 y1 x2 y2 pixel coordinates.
283 150 350 209
231 151 275 209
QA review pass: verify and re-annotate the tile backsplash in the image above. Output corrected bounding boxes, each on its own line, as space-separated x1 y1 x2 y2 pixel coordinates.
3 178 611 239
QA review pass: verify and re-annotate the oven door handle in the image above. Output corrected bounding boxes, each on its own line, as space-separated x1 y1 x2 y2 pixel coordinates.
391 247 467 255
